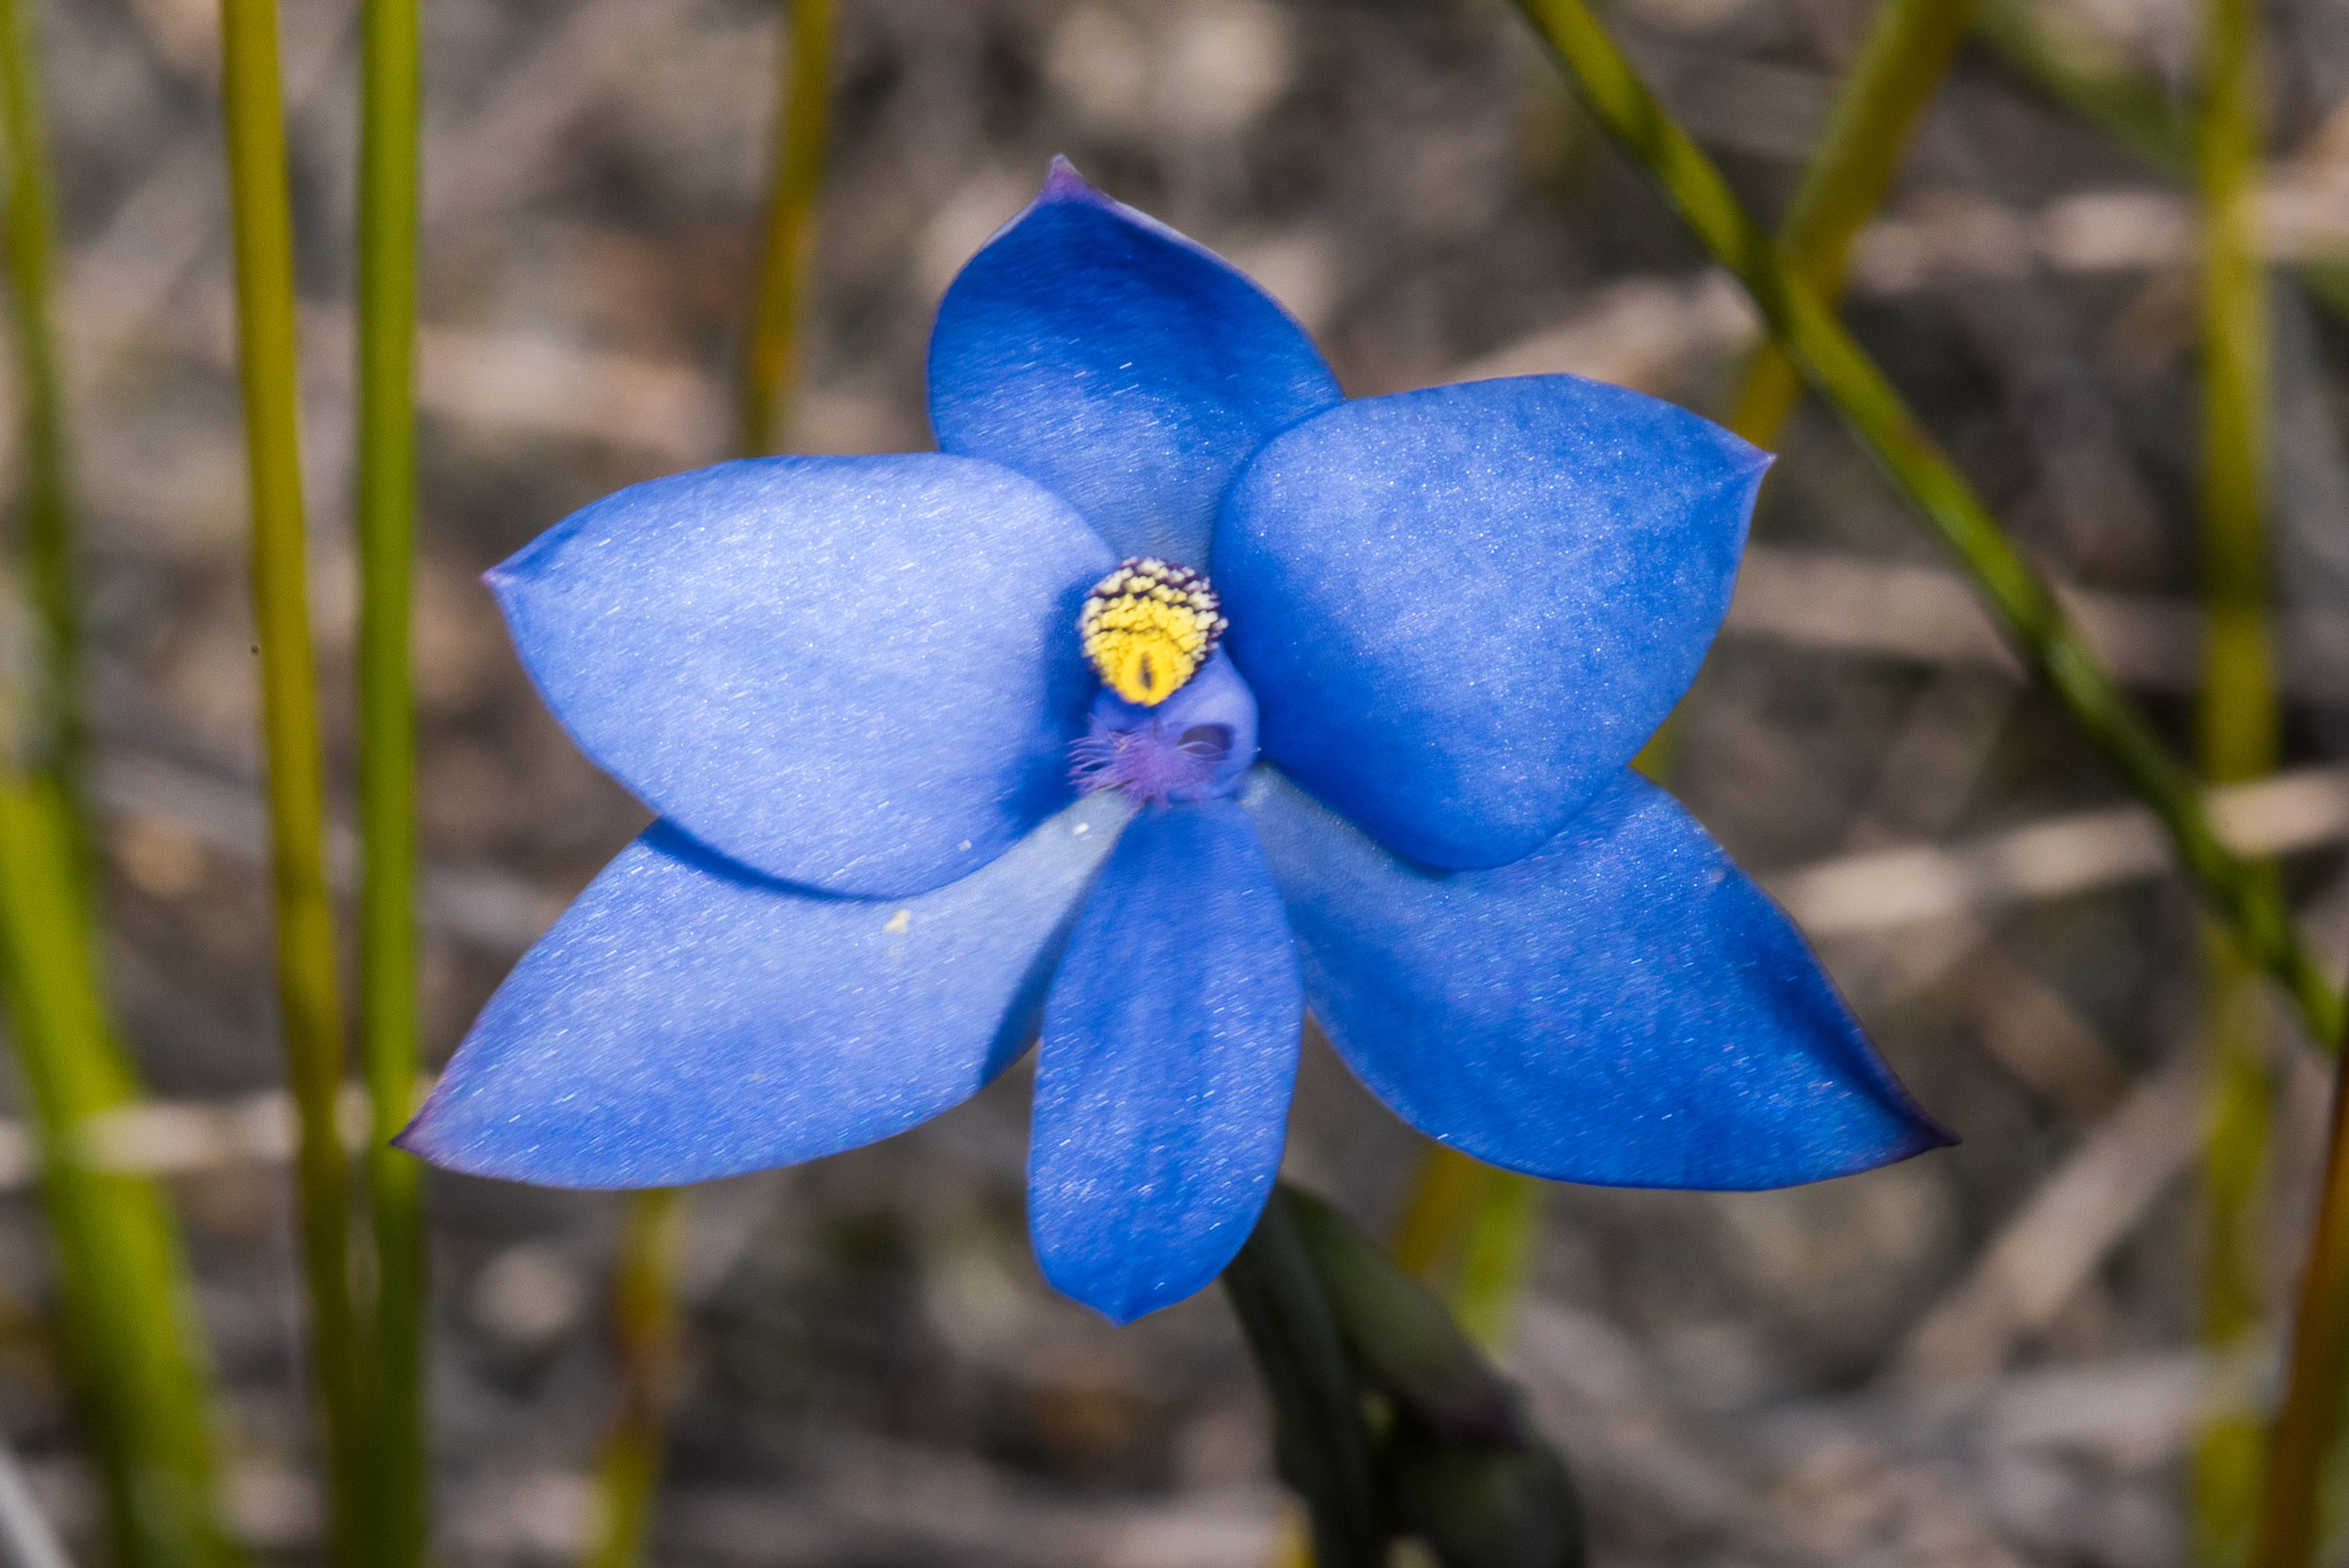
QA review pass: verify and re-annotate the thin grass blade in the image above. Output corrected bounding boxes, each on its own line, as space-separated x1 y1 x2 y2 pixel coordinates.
581 1188 688 1568
2251 1026 2349 1568
217 0 373 1556
0 0 74 808
0 12 239 1566
0 774 243 1568
356 0 426 1561
2191 0 2281 1554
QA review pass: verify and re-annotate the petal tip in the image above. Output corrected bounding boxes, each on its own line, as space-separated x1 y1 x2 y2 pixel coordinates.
1045 1263 1203 1327
1041 154 1102 204
388 1100 453 1168
1912 1110 1961 1153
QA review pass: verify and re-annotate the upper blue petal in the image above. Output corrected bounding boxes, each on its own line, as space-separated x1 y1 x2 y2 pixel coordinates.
1242 769 1948 1188
928 161 1343 567
398 794 1133 1188
491 454 1115 898
1030 799 1303 1322
1216 376 1768 871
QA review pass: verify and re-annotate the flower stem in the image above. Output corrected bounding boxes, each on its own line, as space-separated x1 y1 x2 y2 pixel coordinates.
738 0 833 458
356 0 427 1560
0 773 244 1568
1510 0 2343 1051
581 1188 690 1568
2191 0 2280 1554
2251 1026 2349 1568
218 0 373 1558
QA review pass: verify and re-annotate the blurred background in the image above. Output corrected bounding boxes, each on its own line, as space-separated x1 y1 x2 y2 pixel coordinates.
9 0 2349 1562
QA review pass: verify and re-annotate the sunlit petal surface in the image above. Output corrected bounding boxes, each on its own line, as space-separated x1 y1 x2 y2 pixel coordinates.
1030 800 1303 1321
929 160 1342 567
1242 769 1948 1188
1218 376 1766 870
400 794 1134 1188
491 454 1114 897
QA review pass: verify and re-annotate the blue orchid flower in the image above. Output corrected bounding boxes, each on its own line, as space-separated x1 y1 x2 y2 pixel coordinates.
401 161 1948 1324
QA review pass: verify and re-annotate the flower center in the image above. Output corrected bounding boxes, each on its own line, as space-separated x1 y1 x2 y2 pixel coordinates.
1070 561 1257 805
1077 558 1226 706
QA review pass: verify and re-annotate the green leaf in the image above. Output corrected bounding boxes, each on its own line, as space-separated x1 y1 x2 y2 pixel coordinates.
1223 1189 1389 1568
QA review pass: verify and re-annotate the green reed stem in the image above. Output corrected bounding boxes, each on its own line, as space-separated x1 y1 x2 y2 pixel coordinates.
219 1 373 1559
2252 1023 2349 1568
0 773 243 1568
739 0 833 458
0 0 72 813
356 0 425 1561
2193 0 2280 1555
1726 0 1982 447
582 1189 689 1568
1511 0 2342 1051
2193 0 2274 798
0 14 240 1562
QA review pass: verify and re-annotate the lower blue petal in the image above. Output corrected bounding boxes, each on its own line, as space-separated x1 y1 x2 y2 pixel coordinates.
400 794 1133 1188
1242 770 1949 1188
1030 800 1303 1322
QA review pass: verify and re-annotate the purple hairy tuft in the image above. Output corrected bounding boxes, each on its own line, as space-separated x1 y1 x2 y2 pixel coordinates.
1070 714 1236 803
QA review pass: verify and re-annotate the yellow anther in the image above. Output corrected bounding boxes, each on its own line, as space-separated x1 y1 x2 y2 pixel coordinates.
1078 557 1228 706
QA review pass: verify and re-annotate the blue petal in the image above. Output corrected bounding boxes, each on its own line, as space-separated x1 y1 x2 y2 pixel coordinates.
1030 799 1303 1322
398 794 1134 1188
492 454 1115 898
1216 376 1768 870
928 161 1343 567
1241 769 1948 1188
